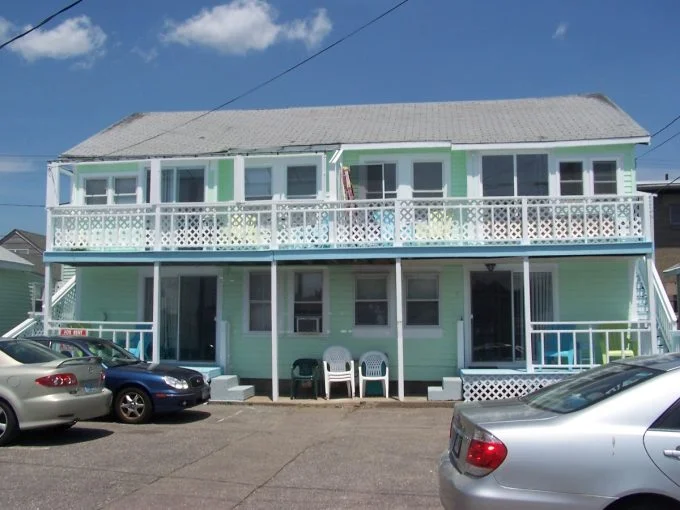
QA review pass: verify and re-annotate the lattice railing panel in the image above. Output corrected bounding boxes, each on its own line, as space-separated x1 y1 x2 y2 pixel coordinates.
462 373 569 401
48 195 650 252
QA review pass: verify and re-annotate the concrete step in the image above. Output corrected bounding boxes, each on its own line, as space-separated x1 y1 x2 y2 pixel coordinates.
427 386 449 401
216 385 255 402
442 377 463 400
210 375 239 396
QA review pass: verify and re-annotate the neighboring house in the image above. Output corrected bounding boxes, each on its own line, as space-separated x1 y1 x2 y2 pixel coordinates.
0 246 41 336
26 93 677 401
637 181 680 314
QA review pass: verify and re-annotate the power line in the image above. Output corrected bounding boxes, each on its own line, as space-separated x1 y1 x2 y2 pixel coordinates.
0 154 55 159
0 0 86 51
0 203 44 208
637 130 680 161
651 113 680 138
104 0 412 157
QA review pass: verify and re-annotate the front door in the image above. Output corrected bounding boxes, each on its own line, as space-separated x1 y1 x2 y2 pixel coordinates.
470 269 554 365
144 275 217 361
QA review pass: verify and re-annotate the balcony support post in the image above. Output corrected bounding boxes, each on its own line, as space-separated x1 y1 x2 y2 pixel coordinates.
43 263 53 336
150 159 162 250
271 259 279 401
523 257 534 373
152 262 161 363
647 254 659 354
396 257 405 401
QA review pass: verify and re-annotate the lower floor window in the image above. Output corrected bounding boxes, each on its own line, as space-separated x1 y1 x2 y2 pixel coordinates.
405 274 439 326
355 275 388 326
294 272 323 333
249 272 271 332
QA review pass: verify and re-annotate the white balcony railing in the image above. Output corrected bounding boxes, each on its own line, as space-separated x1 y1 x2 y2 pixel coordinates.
530 321 653 370
48 195 650 252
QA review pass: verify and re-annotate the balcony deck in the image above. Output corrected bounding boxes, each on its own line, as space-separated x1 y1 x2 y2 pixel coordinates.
46 195 651 260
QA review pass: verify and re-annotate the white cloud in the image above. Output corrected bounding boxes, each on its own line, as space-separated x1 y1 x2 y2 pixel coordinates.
0 158 41 174
162 0 332 55
0 17 12 41
9 16 106 65
131 46 159 63
552 22 568 40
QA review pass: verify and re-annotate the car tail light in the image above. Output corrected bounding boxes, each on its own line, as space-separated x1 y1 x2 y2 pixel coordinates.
100 371 105 383
465 428 507 477
35 373 78 387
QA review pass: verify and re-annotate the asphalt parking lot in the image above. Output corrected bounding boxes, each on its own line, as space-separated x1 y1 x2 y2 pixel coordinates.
0 403 451 509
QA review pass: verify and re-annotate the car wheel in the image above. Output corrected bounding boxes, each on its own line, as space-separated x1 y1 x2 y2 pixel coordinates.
114 387 152 424
0 400 19 446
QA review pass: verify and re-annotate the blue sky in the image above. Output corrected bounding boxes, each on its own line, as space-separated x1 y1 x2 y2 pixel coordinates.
0 0 679 235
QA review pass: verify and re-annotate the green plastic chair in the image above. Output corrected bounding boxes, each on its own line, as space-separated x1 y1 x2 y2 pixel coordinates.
290 358 321 399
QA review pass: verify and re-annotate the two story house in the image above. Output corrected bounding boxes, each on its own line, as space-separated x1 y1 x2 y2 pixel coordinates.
19 93 676 401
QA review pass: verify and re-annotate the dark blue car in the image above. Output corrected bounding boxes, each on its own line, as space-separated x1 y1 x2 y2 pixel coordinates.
28 336 211 424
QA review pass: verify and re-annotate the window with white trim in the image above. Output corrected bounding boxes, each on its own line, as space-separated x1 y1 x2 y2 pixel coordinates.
482 154 548 197
355 275 388 326
593 160 617 194
559 161 584 196
248 272 271 332
351 163 397 200
245 167 272 201
293 272 323 333
286 165 317 199
146 167 204 203
84 178 108 205
113 177 137 204
405 274 439 326
413 162 444 198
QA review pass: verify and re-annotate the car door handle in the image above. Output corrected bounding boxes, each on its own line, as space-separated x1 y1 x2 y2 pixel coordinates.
663 449 680 459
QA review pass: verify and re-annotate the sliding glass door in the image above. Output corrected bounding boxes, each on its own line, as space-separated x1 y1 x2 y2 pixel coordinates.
470 270 553 365
144 276 217 361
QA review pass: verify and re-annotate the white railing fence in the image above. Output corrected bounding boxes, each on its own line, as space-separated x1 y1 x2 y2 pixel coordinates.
48 195 650 251
45 320 154 361
530 321 652 369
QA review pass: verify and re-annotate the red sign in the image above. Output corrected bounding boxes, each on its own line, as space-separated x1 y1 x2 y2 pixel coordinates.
59 328 88 337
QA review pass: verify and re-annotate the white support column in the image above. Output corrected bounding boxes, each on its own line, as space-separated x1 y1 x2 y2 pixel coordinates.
647 255 659 354
271 260 279 401
396 258 405 401
152 262 161 364
45 163 60 208
43 263 53 335
523 257 534 373
150 159 162 250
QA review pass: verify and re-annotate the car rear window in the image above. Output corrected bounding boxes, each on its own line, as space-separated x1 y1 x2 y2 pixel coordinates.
522 363 661 414
0 341 65 364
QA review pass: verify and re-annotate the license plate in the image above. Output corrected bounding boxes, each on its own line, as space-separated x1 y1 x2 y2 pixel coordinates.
82 382 100 394
452 430 463 457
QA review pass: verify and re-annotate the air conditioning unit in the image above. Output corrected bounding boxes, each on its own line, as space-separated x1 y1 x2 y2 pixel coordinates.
296 316 321 333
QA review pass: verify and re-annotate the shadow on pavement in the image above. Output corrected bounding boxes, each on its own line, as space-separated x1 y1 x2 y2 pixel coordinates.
16 426 114 446
150 408 212 425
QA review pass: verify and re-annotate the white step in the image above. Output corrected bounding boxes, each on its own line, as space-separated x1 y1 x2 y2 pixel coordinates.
427 386 448 401
210 375 254 402
442 377 462 400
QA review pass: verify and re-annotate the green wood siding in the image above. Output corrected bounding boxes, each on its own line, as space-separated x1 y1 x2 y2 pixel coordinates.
558 259 631 321
450 151 467 197
217 159 234 202
78 267 139 321
0 269 40 335
78 163 139 175
222 264 464 381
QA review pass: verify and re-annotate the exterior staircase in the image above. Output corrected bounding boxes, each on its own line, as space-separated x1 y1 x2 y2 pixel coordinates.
635 260 678 353
427 376 462 401
209 375 255 402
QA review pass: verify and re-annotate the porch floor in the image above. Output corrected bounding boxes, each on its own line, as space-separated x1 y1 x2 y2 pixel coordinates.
209 395 454 408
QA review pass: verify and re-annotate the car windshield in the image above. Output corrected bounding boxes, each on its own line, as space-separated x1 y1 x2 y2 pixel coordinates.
0 341 65 364
83 340 139 366
522 362 661 414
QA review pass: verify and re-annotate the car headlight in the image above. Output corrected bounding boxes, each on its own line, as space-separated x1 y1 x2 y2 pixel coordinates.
162 376 189 390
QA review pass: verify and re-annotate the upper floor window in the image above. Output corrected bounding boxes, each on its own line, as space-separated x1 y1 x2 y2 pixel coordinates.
351 163 396 200
84 178 108 205
559 161 584 196
482 154 548 197
145 167 205 203
287 166 317 199
85 176 138 205
593 160 617 194
413 162 444 198
245 167 272 201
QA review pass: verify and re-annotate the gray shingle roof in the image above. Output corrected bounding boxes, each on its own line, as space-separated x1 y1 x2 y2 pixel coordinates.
0 246 32 270
62 93 649 159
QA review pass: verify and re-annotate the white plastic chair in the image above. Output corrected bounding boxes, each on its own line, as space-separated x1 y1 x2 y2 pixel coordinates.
358 351 389 398
322 346 355 399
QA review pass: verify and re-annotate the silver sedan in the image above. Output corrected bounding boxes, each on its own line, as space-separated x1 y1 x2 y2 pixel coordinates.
0 339 112 445
439 354 680 510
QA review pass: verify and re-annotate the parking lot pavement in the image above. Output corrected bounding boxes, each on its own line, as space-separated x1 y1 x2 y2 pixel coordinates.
0 403 452 510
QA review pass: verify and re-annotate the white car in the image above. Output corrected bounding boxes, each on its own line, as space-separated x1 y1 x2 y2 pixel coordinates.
0 339 112 445
439 354 680 509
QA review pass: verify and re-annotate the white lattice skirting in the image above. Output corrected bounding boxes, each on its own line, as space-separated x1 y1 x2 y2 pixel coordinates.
461 370 573 401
